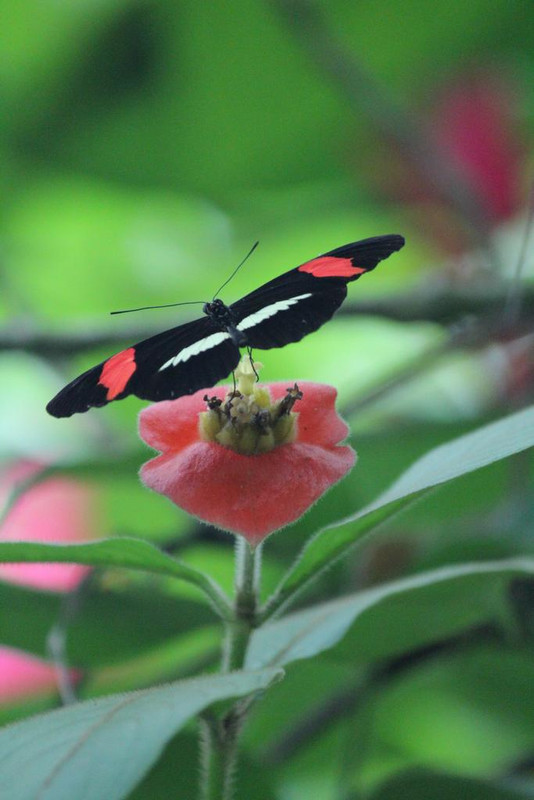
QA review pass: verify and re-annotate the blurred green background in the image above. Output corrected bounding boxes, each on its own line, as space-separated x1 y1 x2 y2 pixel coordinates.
2 1 534 798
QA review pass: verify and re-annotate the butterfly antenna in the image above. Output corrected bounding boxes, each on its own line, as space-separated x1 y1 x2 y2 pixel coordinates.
110 300 207 315
212 241 259 300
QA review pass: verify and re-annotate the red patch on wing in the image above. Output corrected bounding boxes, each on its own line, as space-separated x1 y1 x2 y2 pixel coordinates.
298 256 366 278
98 348 136 400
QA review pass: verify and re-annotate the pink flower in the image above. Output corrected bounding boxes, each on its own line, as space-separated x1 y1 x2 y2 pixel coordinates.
432 70 525 224
139 369 355 546
0 462 95 703
367 68 526 254
0 648 60 703
0 462 93 590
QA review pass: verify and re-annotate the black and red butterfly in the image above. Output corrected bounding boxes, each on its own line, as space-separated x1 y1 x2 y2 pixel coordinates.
46 234 404 417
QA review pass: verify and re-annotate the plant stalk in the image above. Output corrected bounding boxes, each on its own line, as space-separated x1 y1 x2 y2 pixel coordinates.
199 538 261 799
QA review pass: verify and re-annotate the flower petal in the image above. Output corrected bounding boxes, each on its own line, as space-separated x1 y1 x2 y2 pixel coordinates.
272 383 350 447
139 388 227 453
140 439 355 545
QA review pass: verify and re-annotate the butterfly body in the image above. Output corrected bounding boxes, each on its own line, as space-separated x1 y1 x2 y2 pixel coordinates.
203 299 248 347
47 234 404 417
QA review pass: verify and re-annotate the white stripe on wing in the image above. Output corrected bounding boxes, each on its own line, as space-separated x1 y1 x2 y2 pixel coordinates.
159 331 231 371
236 294 312 332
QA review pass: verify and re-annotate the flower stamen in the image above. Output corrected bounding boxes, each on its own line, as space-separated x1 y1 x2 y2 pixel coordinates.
199 357 302 455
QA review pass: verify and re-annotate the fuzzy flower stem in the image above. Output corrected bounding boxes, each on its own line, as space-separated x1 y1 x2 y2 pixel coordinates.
199 716 224 800
252 542 263 597
222 537 258 672
200 538 261 799
198 713 241 800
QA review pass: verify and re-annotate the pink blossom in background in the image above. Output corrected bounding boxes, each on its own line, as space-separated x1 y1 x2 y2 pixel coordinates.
432 70 526 224
0 461 94 590
0 648 60 703
0 461 96 703
366 68 526 254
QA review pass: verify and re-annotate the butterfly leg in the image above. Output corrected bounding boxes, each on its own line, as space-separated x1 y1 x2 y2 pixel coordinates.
246 347 259 382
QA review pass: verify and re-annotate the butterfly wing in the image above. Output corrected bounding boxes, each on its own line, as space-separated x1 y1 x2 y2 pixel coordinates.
229 234 404 349
46 317 240 417
47 234 404 416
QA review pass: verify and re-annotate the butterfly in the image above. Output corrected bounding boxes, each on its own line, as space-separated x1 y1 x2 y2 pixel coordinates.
46 234 405 417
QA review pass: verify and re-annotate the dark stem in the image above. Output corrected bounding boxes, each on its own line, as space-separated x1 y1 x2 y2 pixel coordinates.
46 574 92 705
4 283 534 357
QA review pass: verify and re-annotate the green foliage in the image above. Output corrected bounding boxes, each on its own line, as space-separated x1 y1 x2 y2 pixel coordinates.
369 771 529 800
0 538 232 617
266 404 534 614
0 669 282 800
249 559 534 669
2 1 534 797
2 409 534 796
0 579 215 666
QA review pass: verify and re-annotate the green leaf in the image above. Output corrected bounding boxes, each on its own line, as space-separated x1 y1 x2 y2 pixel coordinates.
0 538 232 619
0 580 214 666
0 668 283 800
371 646 534 776
247 559 534 669
332 565 506 664
267 404 534 615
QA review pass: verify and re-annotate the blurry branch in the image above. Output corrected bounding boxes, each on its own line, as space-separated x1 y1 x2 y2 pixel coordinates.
269 0 495 256
261 623 500 765
505 180 534 323
47 574 93 706
338 284 534 331
343 287 534 326
3 284 534 357
263 680 361 765
0 320 161 356
341 319 534 419
0 465 56 527
341 335 455 419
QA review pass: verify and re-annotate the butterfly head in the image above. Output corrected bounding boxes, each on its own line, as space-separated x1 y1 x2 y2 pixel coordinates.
203 298 236 329
203 298 227 317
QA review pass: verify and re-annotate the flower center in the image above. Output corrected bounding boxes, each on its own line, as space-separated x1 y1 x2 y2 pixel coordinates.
198 356 303 455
